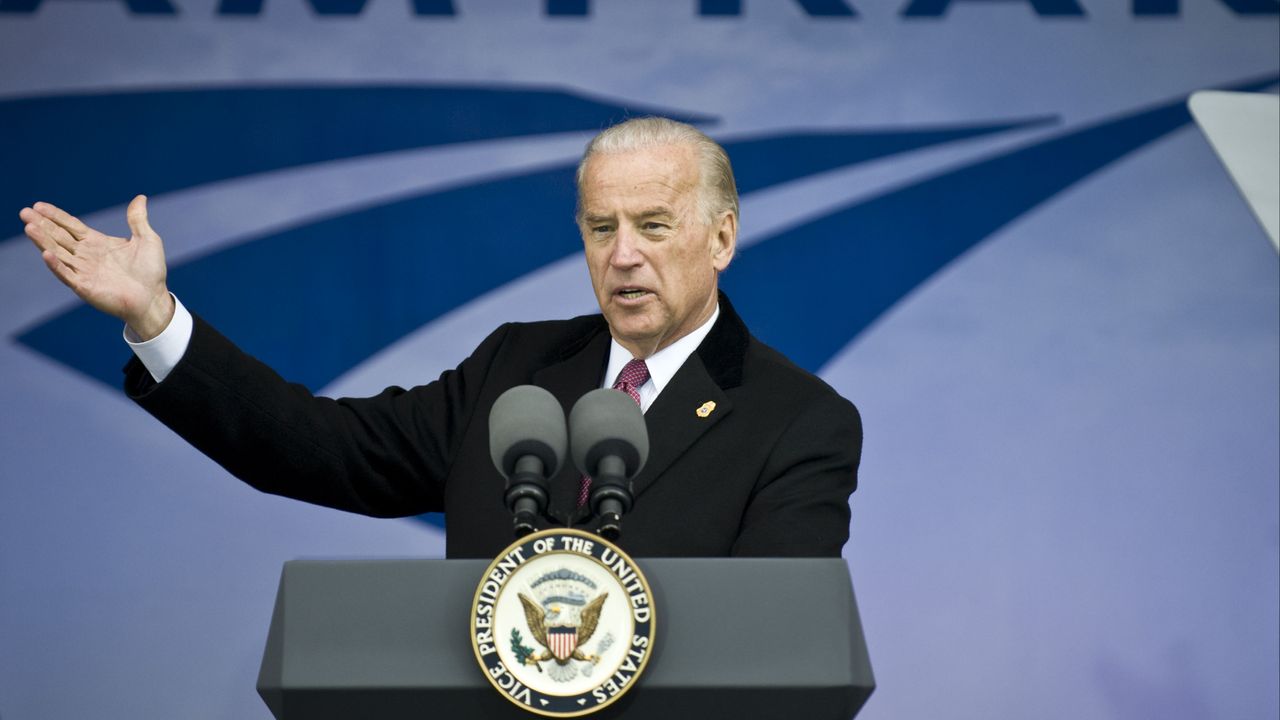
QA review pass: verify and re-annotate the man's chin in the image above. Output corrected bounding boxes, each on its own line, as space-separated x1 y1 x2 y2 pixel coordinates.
604 317 663 354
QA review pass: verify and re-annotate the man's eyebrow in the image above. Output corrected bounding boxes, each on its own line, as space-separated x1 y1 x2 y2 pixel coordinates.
635 207 676 220
579 207 675 224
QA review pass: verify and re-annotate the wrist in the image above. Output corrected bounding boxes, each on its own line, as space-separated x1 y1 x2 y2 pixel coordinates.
125 290 175 342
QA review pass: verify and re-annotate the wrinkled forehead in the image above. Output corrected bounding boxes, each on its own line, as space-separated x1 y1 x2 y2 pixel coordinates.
577 144 701 219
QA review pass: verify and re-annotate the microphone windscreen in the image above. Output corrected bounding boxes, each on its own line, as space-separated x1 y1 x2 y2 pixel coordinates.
569 388 649 479
489 385 567 478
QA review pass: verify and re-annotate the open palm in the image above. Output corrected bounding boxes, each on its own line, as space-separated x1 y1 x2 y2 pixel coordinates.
20 195 174 339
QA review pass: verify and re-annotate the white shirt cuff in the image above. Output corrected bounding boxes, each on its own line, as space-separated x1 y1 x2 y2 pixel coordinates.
124 294 193 384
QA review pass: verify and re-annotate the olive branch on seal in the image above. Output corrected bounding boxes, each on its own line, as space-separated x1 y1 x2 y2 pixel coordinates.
510 628 540 671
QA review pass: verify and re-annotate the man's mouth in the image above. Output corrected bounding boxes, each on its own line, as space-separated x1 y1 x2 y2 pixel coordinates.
616 288 650 300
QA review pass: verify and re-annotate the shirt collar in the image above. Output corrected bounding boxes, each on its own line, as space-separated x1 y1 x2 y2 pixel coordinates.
604 302 721 395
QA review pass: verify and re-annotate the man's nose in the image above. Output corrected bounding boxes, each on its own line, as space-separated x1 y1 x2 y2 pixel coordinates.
609 227 644 268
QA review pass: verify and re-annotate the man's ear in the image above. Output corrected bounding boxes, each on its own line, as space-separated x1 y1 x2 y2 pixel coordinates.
711 211 737 271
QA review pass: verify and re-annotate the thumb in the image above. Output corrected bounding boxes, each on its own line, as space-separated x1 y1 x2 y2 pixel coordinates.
126 194 155 238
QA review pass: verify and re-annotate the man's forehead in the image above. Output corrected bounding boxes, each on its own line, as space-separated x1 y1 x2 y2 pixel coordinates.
579 144 700 214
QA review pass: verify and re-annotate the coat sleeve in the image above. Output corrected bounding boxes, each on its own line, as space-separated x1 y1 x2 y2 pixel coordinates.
124 313 512 517
730 392 862 557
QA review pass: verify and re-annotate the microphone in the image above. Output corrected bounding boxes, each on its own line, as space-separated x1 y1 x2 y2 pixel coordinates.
489 385 567 537
570 388 649 540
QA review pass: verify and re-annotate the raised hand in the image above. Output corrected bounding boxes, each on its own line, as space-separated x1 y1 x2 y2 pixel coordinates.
20 195 174 341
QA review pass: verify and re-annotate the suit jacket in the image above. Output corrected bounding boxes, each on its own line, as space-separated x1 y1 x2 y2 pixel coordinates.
124 294 861 559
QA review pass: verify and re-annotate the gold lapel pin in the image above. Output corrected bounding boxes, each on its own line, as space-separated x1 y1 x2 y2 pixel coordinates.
695 401 716 418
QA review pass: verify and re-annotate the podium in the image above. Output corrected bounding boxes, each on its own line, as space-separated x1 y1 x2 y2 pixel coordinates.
258 558 874 719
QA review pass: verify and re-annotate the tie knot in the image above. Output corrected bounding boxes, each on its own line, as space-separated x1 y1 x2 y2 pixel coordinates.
615 358 650 388
612 359 650 407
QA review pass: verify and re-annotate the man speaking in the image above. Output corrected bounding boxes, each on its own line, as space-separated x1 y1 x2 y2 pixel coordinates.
19 117 862 559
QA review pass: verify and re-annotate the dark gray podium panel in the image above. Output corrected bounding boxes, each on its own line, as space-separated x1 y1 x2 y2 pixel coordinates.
259 558 874 719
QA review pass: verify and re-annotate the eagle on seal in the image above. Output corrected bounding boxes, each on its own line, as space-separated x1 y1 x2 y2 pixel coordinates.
518 592 608 666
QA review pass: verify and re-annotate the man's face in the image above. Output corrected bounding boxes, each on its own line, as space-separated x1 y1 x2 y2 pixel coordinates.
578 143 736 359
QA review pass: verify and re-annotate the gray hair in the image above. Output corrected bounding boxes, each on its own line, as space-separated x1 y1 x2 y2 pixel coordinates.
575 117 740 226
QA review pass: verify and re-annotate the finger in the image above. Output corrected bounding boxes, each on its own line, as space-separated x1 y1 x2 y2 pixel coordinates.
44 242 80 272
32 201 91 240
41 249 80 290
126 195 154 238
25 216 80 255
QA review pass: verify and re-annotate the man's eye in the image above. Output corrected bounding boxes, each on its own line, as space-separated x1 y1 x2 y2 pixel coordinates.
642 222 668 231
592 225 613 234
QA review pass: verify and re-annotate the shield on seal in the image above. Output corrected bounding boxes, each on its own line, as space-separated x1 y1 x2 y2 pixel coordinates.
547 626 577 661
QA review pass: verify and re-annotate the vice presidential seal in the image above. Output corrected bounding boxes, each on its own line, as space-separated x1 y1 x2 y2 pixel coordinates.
470 528 656 717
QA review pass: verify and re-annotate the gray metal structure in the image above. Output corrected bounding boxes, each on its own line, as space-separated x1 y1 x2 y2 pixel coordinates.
258 558 875 719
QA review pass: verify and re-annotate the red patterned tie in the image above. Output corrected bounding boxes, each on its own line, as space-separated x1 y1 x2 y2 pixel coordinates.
578 358 650 507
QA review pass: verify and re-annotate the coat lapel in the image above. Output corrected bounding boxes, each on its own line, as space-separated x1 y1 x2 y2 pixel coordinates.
631 353 732 500
631 292 750 501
